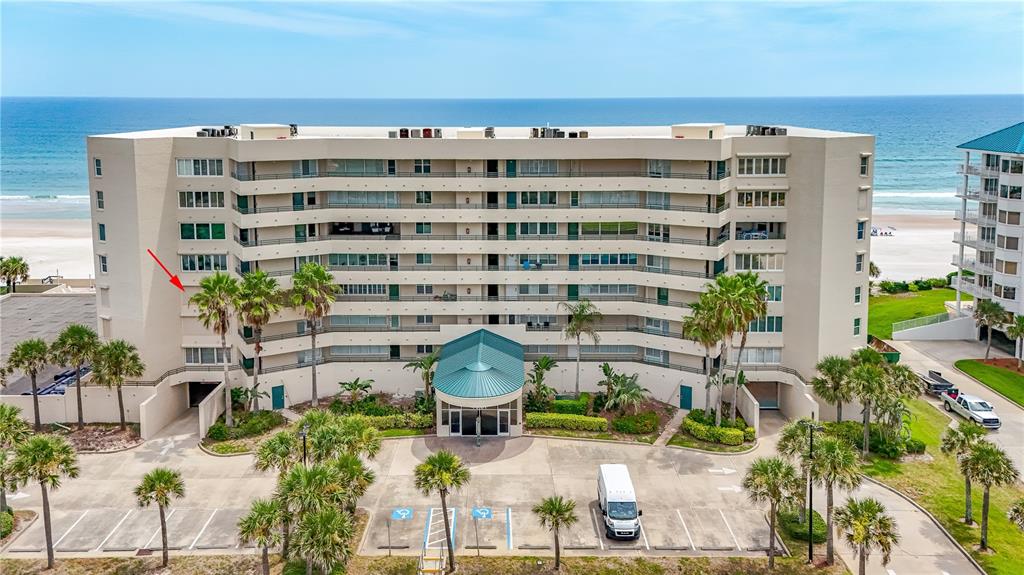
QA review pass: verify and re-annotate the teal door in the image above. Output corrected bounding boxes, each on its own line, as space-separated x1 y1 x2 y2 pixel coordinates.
389 284 400 301
236 195 249 213
657 287 669 305
506 192 517 209
679 385 693 410
506 223 516 239
567 284 579 301
568 254 580 270
567 222 579 240
506 160 517 177
292 192 305 211
271 385 285 410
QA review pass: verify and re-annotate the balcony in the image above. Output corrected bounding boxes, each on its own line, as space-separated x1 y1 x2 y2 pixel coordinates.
232 169 730 182
958 163 982 177
233 201 731 215
955 185 980 201
233 232 727 249
953 232 995 251
954 209 997 226
237 263 723 282
952 255 994 274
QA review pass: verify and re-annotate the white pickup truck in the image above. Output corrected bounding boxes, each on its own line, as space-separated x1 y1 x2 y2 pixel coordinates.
942 392 1002 429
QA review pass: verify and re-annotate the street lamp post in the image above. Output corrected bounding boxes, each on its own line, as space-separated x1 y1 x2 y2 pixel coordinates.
298 422 310 466
800 418 824 564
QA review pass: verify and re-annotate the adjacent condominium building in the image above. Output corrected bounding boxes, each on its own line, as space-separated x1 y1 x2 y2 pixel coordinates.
85 122 874 435
954 122 1024 322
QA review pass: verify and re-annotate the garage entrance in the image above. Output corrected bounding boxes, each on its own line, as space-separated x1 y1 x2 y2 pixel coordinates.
188 382 218 407
745 381 779 410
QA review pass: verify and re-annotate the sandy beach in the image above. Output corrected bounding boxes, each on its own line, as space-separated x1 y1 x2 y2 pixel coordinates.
1 209 957 283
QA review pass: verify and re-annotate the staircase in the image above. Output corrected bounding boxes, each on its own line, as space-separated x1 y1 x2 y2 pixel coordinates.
417 546 446 574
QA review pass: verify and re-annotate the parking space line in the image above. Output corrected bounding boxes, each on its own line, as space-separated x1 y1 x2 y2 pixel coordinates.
506 507 513 550
53 510 89 547
422 508 433 550
145 508 176 549
675 509 695 550
95 510 133 551
189 509 218 549
637 518 650 551
719 509 741 551
590 508 604 551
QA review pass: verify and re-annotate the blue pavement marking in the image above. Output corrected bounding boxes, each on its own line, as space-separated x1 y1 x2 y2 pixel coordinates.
422 508 432 550
506 507 512 550
451 509 457 548
471 507 492 520
391 508 414 521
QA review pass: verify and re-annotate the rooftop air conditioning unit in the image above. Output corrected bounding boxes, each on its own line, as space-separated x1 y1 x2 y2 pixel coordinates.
423 128 433 138
531 127 539 138
289 124 299 136
579 130 589 138
434 128 443 138
568 132 578 138
399 128 409 138
196 131 208 137
776 127 787 135
411 129 421 138
229 127 238 136
484 127 495 138
388 130 398 139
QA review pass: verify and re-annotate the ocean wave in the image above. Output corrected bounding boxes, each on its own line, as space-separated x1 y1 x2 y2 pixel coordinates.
0 194 89 201
874 191 955 198
0 195 32 200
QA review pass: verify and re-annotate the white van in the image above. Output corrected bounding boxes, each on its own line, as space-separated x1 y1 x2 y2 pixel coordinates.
597 464 641 539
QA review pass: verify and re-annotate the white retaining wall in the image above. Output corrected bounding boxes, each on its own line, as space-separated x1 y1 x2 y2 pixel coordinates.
197 382 226 439
892 316 976 341
138 380 188 439
737 384 760 435
0 382 157 427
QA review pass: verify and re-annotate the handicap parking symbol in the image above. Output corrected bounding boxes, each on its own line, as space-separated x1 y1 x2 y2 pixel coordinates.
471 507 492 520
391 508 414 521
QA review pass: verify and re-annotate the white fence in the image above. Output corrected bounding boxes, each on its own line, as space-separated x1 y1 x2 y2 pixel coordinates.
198 382 226 439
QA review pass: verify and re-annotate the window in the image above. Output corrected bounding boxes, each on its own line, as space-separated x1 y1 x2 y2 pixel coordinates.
854 286 862 304
999 210 1021 225
519 284 554 295
97 223 106 242
646 255 667 270
328 315 387 326
185 347 231 365
581 253 638 266
95 191 104 210
580 284 638 295
413 159 431 174
519 254 558 266
519 222 558 235
330 253 390 267
855 254 865 272
996 260 1018 275
416 191 432 204
853 318 861 336
298 159 318 176
178 191 225 208
327 159 385 174
176 158 224 177
93 158 102 176
180 223 226 240
417 345 434 354
520 191 557 205
327 191 397 206
416 284 434 295
644 348 669 364
415 223 432 234
997 235 1019 251
416 253 432 265
732 347 782 364
521 159 557 175
995 284 1017 300
645 317 669 334
579 345 637 355
856 221 866 240
765 285 783 302
859 156 869 176
341 284 387 296
180 254 228 272
734 253 784 271
98 255 108 273
1001 159 1023 174
737 191 786 207
748 316 784 333
1000 185 1023 200
328 345 388 356
581 222 638 236
737 156 787 176
416 315 433 324
647 159 671 177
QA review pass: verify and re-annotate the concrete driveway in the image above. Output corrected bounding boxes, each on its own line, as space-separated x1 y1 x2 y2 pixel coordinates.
891 339 1024 470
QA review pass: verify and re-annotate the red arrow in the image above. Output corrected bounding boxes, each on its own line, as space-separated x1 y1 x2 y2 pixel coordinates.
147 249 184 292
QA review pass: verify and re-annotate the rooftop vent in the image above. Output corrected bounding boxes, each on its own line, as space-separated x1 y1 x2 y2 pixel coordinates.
289 124 298 136
746 125 788 136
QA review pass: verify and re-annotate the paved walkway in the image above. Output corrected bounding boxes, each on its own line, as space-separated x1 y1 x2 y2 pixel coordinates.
653 409 686 446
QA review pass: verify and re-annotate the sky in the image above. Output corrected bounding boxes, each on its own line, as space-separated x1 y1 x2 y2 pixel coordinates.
2 1 1022 98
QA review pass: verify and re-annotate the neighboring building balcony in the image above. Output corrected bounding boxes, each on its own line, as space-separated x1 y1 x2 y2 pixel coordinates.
958 163 982 177
955 185 980 201
953 232 995 251
954 209 997 226
952 255 994 274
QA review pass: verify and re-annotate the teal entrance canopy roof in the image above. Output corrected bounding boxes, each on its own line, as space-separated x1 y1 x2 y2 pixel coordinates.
958 122 1024 154
433 329 525 399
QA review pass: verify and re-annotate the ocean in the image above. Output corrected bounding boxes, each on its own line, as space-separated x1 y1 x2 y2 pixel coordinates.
1 95 1021 219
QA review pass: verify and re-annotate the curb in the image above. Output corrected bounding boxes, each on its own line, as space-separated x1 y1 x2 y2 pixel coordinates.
523 432 654 447
860 474 986 575
0 510 39 553
76 439 145 455
197 442 252 458
953 364 1024 410
665 439 759 456
381 432 436 441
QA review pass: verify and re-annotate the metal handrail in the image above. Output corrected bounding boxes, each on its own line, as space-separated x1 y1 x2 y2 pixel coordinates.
323 293 689 308
238 264 721 281
234 233 728 248
232 169 731 182
240 323 685 344
234 201 731 215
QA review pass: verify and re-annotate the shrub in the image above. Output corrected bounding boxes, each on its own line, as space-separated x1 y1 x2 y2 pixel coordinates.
526 412 608 432
551 393 590 415
743 427 756 442
611 411 659 434
210 441 249 455
414 394 436 415
913 279 932 291
207 410 285 441
342 413 434 430
907 283 919 292
929 277 948 288
687 408 710 425
329 395 402 417
682 417 720 442
905 438 926 454
682 415 751 446
779 509 826 544
206 422 228 441
879 280 909 294
591 392 608 413
718 427 745 446
823 420 907 459
230 387 247 409
0 511 12 539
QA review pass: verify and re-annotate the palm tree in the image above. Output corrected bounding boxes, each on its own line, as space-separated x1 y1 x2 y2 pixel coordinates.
134 467 185 568
292 506 353 575
1008 498 1024 531
5 338 50 431
848 363 885 457
404 348 441 399
11 435 79 569
941 421 987 525
238 497 282 575
190 271 240 426
812 355 853 422
0 405 31 512
341 377 373 404
682 297 723 413
869 261 881 280
776 418 815 523
332 453 375 514
962 440 1020 550
337 416 382 459
92 340 145 431
526 356 557 409
253 431 299 558
834 497 900 575
558 298 602 399
533 495 578 570
50 324 101 430
812 436 863 565
0 256 30 294
605 373 649 414
279 463 347 575
414 449 470 573
723 272 768 423
742 456 802 571
974 299 1007 360
1006 314 1024 369
290 263 337 408
236 270 283 411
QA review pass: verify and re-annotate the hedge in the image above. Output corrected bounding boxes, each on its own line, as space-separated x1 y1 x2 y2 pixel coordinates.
552 393 590 416
823 420 910 459
526 412 609 432
779 509 826 544
207 410 286 441
329 395 403 417
341 413 434 430
611 411 659 434
0 509 13 539
682 411 753 446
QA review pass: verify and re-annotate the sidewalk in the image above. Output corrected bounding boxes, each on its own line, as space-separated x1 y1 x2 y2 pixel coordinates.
652 409 686 446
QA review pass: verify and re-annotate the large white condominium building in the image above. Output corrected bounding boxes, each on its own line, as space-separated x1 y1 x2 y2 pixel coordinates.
954 122 1024 317
83 122 874 434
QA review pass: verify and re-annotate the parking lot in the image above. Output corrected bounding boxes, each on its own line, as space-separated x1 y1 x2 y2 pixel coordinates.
4 507 251 554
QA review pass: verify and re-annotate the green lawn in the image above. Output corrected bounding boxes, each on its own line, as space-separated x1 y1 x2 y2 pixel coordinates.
862 398 1024 574
868 288 969 340
667 433 753 453
955 359 1024 408
378 428 430 438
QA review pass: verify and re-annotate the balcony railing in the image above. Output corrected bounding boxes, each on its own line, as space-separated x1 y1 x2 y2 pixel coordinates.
239 263 723 281
324 293 689 308
954 210 997 226
958 164 982 177
233 201 731 215
234 233 729 248
232 169 731 182
953 232 995 250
